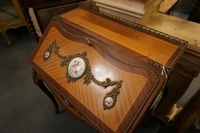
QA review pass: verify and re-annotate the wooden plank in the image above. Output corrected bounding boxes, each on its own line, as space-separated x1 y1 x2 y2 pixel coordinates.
158 0 177 13
142 13 200 48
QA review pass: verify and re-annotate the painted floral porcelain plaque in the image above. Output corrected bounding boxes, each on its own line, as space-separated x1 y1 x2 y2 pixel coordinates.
68 57 86 79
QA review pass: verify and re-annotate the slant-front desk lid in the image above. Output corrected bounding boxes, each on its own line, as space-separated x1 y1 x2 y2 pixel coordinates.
29 7 187 133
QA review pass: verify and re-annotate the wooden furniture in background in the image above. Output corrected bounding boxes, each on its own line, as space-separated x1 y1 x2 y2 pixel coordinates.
29 5 186 132
141 0 200 125
0 0 31 45
17 0 85 42
158 0 177 13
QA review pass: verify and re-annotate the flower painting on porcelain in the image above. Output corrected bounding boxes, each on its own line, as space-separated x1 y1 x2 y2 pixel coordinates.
68 57 86 79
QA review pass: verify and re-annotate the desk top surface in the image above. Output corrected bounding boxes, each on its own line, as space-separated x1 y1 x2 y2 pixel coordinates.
60 8 187 68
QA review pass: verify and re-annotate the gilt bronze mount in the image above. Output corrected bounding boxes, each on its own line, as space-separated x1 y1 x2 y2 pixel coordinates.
44 40 123 110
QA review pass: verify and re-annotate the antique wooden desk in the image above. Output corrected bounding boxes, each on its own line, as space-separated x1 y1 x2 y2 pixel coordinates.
29 6 187 133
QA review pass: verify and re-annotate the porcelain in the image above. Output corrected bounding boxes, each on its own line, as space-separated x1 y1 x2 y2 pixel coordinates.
68 57 86 78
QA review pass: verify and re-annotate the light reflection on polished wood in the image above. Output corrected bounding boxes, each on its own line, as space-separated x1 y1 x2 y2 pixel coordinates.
61 8 178 66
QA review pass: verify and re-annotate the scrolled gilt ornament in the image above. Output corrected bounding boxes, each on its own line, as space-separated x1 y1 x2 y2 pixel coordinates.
44 40 123 110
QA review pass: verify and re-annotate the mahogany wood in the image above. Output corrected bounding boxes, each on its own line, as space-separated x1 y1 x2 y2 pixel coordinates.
29 7 187 133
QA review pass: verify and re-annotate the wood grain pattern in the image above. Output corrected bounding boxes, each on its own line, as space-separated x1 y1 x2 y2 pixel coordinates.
61 8 178 67
33 26 150 131
142 12 200 48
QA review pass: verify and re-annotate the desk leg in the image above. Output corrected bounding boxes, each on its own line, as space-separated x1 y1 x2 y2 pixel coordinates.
37 80 59 114
32 70 59 114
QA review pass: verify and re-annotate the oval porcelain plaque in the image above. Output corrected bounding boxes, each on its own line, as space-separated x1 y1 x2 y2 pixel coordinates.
44 51 50 59
104 97 114 107
68 57 86 79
